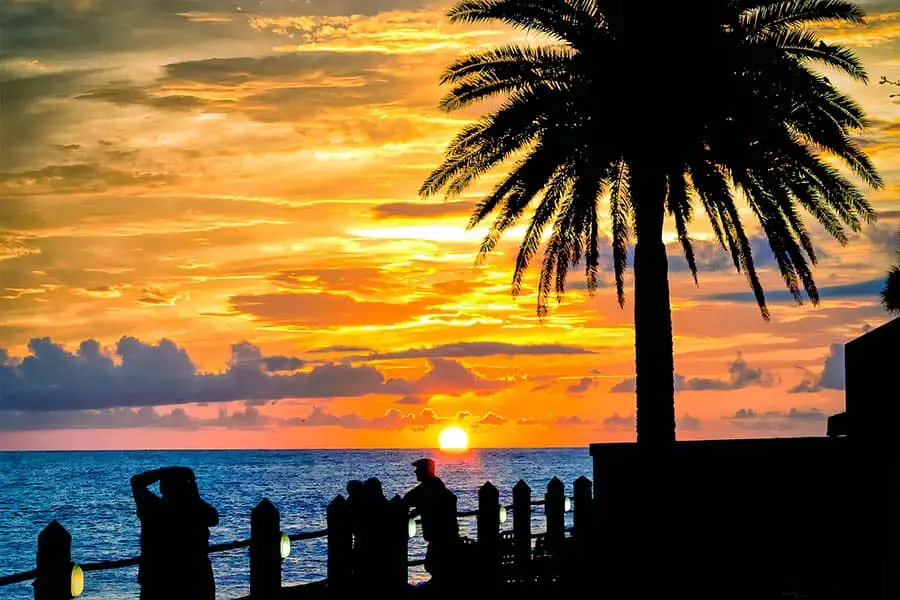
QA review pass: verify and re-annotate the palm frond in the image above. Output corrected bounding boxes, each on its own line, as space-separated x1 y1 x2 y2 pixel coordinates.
883 263 900 313
609 160 630 306
741 0 865 34
448 0 601 49
667 170 698 284
511 165 573 295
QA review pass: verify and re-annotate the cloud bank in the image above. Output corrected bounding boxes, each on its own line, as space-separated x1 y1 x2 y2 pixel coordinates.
0 337 507 412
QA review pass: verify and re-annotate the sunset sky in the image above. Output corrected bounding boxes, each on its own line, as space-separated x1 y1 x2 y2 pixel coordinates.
1 0 899 450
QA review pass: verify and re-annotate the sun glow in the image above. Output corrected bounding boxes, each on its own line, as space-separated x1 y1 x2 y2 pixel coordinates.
438 426 469 451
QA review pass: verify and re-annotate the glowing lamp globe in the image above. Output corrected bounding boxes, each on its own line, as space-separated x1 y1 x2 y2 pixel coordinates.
408 518 416 538
499 506 507 524
564 496 572 513
280 532 291 559
71 564 84 598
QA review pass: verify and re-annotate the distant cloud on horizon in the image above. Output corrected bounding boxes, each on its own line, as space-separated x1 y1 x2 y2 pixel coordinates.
0 336 509 412
354 341 594 361
610 354 776 393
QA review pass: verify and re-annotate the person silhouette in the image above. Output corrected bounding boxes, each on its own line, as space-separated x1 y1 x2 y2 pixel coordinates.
131 467 218 600
403 459 459 590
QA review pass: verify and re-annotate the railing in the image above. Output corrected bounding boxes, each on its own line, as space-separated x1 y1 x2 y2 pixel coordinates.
0 475 593 599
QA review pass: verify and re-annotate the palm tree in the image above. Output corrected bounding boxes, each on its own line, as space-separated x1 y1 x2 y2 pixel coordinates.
421 0 881 449
883 231 900 312
884 265 900 312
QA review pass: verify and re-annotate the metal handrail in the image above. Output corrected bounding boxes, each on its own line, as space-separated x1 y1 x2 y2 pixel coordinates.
0 527 329 586
2 497 562 585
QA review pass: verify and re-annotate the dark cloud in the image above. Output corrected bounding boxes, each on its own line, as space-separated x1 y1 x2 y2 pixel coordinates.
666 235 779 275
515 415 592 427
609 355 774 393
395 395 427 405
602 413 634 431
229 291 433 327
685 354 776 391
310 345 374 354
370 201 474 219
0 337 507 411
136 286 179 306
0 403 502 432
788 344 845 393
863 224 900 255
291 406 406 430
0 70 99 168
73 52 430 125
356 341 593 361
566 377 597 394
385 358 503 396
227 342 304 373
0 163 178 196
260 356 304 373
555 415 592 427
704 278 886 304
0 406 199 431
75 87 219 111
476 412 507 426
725 408 827 431
287 407 487 432
678 414 702 430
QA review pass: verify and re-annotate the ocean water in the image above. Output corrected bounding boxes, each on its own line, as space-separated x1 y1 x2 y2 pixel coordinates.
0 449 592 600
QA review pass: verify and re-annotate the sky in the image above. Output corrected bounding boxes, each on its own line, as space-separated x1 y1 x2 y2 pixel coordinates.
1 0 899 450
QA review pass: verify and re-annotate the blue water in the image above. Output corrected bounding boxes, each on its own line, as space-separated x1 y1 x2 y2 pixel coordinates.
0 449 592 599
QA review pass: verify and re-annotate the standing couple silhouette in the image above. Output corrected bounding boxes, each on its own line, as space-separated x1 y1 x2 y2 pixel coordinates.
132 466 218 600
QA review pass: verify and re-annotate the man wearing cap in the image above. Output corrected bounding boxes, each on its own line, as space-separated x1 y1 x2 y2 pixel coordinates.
404 458 460 589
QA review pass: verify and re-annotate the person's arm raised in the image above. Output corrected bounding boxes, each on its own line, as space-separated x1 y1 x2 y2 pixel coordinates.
131 467 194 502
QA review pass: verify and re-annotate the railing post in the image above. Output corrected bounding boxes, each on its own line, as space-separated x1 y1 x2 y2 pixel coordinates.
512 480 531 571
327 495 352 596
250 498 281 599
545 477 565 547
573 476 593 542
34 520 71 600
386 495 409 594
478 482 500 586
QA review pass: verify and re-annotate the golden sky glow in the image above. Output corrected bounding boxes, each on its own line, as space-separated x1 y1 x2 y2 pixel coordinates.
1 0 899 449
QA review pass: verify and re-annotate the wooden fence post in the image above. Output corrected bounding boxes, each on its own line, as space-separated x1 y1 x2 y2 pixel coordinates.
327 495 352 595
478 482 500 586
512 480 531 570
34 520 71 600
545 477 565 547
573 476 593 542
386 495 409 593
250 498 281 599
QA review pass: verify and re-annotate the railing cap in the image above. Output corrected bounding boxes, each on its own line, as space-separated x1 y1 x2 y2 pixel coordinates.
252 497 279 516
478 481 499 499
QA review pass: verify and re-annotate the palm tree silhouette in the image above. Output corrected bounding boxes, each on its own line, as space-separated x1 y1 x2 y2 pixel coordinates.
883 233 900 312
421 0 881 449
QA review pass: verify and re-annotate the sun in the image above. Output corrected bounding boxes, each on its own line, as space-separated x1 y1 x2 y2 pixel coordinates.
438 426 469 451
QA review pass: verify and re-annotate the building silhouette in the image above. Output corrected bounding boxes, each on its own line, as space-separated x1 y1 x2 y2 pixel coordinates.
590 317 900 600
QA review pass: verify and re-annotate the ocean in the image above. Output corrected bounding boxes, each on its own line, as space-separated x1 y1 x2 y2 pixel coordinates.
0 449 592 599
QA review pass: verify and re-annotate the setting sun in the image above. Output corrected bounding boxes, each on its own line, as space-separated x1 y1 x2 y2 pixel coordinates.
438 426 469 451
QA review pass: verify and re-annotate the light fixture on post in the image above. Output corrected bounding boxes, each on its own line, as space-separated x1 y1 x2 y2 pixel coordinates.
280 532 291 559
499 506 507 524
408 518 416 537
564 496 572 512
71 564 84 598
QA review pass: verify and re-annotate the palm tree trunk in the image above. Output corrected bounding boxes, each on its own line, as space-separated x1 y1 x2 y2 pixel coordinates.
630 160 677 449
